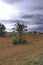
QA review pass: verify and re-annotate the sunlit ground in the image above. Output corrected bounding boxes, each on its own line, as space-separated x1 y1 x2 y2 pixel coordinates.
0 34 43 65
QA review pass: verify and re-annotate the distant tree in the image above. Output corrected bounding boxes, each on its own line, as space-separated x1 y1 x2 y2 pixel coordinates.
16 22 27 39
33 31 37 34
12 28 15 33
0 23 6 37
12 22 27 44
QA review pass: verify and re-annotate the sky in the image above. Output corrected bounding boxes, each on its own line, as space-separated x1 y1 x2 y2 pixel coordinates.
0 0 43 32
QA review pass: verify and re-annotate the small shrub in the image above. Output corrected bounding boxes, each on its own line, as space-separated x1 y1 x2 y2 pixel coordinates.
0 23 6 37
12 38 27 45
19 38 27 44
12 22 27 45
12 38 18 45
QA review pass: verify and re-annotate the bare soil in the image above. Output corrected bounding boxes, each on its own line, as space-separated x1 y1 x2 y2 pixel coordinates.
0 34 43 65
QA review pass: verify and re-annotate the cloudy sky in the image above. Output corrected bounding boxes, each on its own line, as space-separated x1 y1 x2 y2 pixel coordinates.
0 0 43 32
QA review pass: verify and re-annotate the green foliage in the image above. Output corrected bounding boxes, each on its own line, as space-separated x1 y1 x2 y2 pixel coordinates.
0 23 6 37
12 38 27 45
25 53 43 65
12 22 27 44
18 38 27 44
16 23 27 33
12 38 18 44
16 22 27 39
33 31 37 34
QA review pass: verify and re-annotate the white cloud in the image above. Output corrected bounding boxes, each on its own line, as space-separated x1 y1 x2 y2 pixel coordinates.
27 24 40 28
0 0 13 20
0 0 20 20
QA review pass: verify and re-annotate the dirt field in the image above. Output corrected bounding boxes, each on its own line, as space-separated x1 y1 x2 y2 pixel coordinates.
0 34 43 65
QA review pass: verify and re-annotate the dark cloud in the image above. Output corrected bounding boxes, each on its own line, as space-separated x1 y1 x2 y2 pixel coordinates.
34 7 43 10
0 19 23 24
0 19 43 32
22 14 34 19
1 0 43 32
22 14 43 19
21 13 43 32
27 24 43 32
22 14 43 25
34 25 43 32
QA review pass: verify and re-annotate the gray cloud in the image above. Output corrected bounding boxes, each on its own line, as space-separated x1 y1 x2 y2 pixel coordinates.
22 14 43 25
0 19 43 32
22 15 34 19
1 0 43 32
3 0 22 4
27 24 43 32
21 13 43 32
34 25 43 32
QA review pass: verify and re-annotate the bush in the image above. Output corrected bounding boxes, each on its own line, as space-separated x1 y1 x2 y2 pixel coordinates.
12 38 18 45
0 23 6 37
12 38 27 45
25 53 43 65
18 38 27 44
12 22 27 45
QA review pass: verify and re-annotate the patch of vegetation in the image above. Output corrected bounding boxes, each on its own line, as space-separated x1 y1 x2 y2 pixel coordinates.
12 38 27 45
12 22 27 44
0 23 6 37
25 53 43 65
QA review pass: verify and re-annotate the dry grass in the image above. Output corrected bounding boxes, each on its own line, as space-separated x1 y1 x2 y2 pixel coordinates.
0 34 43 65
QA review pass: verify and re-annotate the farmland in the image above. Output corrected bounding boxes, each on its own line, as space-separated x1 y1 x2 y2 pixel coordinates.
0 34 43 65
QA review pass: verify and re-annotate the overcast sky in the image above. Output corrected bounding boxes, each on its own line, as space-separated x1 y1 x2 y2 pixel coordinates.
0 0 43 32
